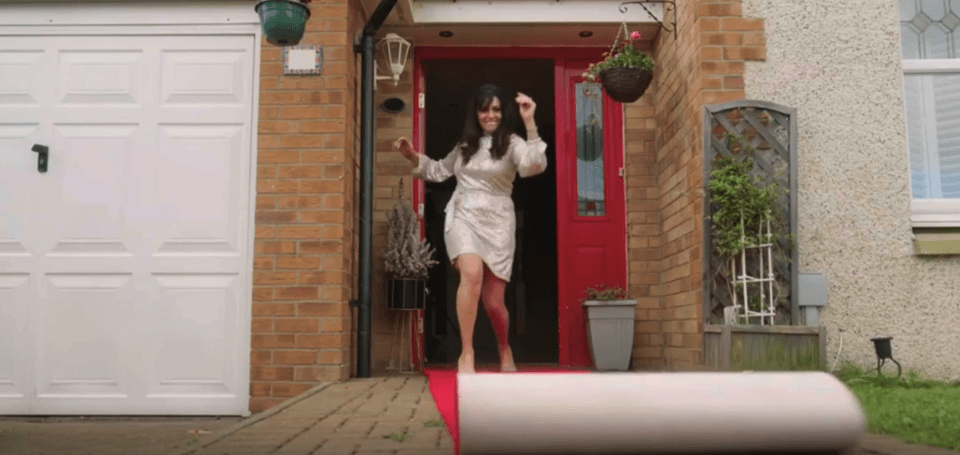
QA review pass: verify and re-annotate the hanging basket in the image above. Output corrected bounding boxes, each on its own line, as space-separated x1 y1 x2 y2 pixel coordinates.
255 0 311 46
599 67 653 103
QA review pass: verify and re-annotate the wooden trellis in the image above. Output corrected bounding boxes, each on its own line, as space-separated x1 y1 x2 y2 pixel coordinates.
702 100 798 325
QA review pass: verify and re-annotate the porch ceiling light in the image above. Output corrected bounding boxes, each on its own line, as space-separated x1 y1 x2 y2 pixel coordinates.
439 31 454 38
376 33 411 89
579 31 594 38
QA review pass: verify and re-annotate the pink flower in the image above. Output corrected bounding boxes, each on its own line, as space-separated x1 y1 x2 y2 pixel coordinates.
630 31 642 40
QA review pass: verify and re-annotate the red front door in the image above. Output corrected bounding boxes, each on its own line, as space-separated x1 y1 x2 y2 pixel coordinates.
556 60 627 367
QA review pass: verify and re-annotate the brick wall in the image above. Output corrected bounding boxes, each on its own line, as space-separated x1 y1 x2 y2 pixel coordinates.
650 0 766 369
371 61 417 373
624 92 662 368
250 0 361 413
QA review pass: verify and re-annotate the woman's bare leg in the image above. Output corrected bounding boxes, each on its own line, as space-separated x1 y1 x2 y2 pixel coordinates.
454 254 484 374
480 266 516 372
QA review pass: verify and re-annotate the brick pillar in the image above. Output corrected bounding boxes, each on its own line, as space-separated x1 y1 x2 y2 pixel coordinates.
650 0 767 369
250 0 363 413
624 93 662 368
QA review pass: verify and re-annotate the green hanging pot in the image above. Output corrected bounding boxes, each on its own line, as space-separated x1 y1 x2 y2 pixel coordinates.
255 0 311 47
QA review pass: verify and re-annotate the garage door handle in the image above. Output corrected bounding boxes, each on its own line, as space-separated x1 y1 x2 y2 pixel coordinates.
31 144 48 173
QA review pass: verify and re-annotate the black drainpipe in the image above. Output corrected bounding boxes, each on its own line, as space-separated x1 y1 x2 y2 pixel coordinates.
354 0 399 378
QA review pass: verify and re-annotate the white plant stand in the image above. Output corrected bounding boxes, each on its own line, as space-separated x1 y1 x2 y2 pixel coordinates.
387 310 423 373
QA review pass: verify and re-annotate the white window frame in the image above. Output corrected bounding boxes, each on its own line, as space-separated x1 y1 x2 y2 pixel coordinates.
902 60 960 227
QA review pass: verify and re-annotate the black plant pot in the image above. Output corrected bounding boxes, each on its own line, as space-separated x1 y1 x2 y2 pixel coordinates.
599 67 653 103
387 278 427 311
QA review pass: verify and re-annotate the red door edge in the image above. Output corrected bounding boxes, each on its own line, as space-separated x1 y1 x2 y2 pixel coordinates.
412 47 426 369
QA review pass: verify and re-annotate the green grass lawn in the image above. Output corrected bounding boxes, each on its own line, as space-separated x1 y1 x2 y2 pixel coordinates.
835 363 960 451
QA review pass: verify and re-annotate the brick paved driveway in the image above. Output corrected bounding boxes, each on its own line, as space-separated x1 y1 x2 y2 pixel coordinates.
4 375 960 455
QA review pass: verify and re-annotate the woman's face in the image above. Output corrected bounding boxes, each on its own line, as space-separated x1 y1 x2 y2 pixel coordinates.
477 97 502 134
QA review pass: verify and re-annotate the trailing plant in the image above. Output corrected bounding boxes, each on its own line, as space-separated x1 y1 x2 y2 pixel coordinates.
707 137 787 258
384 179 437 279
582 284 628 302
582 30 655 82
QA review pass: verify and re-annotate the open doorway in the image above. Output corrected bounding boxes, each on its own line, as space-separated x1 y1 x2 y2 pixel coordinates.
420 58 558 366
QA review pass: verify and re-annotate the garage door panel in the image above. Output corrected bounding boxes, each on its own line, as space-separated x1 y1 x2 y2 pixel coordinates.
0 50 47 106
156 242 240 254
49 124 141 246
0 124 43 173
161 49 247 105
37 274 134 398
57 50 143 105
49 107 145 124
151 257 243 275
0 274 31 400
155 109 248 125
148 274 240 397
40 256 135 274
47 241 132 255
0 107 43 124
155 125 245 249
0 124 43 257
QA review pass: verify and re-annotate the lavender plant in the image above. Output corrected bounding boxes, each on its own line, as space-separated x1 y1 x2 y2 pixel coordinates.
384 179 438 279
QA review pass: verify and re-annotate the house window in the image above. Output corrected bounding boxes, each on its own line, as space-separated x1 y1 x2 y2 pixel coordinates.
576 82 606 217
900 0 960 226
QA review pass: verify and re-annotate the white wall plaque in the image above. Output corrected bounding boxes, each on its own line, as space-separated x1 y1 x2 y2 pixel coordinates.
283 45 322 75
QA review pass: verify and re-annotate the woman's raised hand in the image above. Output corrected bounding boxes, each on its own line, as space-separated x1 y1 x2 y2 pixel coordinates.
516 92 537 124
394 137 421 163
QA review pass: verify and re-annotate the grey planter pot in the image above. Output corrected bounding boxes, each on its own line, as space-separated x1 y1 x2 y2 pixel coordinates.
582 299 638 371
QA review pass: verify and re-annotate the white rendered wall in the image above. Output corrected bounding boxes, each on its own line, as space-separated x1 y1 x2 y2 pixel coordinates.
742 0 960 381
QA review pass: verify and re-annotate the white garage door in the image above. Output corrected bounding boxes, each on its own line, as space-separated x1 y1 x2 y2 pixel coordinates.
0 6 258 415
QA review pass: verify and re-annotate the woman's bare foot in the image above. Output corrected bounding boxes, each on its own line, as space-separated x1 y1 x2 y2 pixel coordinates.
499 347 517 372
458 351 476 374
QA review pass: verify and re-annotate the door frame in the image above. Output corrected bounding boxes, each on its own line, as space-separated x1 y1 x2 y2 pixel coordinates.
411 47 624 367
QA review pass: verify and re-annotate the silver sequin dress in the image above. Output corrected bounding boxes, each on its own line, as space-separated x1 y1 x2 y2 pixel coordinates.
413 134 548 282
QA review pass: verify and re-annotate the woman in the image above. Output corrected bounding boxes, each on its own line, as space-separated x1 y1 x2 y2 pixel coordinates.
394 84 548 374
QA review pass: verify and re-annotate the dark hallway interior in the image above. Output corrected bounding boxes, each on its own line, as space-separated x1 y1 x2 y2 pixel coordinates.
421 58 559 366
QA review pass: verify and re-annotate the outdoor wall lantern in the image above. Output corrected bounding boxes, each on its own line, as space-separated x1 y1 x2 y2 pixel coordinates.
375 33 411 90
255 0 312 47
870 336 902 378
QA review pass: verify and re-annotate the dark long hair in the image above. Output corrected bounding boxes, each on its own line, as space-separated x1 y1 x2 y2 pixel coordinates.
459 84 518 164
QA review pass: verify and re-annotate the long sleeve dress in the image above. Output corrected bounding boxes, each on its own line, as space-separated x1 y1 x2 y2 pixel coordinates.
413 133 548 282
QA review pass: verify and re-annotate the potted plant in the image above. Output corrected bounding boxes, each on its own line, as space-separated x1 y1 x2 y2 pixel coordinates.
583 28 655 103
384 179 438 310
581 284 638 371
255 0 312 46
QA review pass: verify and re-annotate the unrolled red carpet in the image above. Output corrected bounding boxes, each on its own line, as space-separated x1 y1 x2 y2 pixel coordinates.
423 366 590 454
